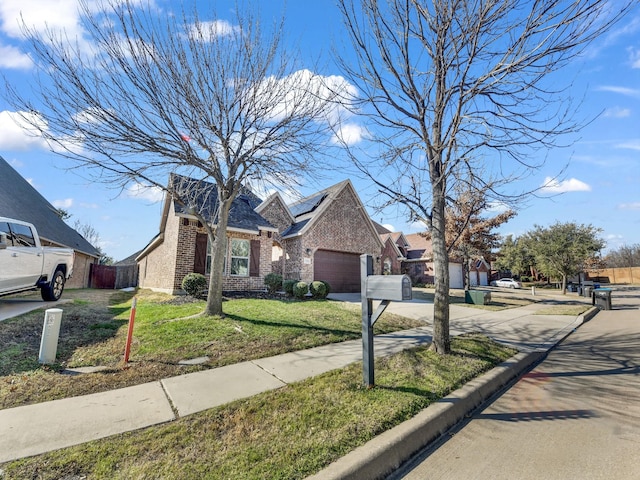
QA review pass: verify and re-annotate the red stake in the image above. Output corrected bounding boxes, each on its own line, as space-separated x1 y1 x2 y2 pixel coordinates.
123 297 137 364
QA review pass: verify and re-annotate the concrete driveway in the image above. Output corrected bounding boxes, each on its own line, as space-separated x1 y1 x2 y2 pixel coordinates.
0 297 69 322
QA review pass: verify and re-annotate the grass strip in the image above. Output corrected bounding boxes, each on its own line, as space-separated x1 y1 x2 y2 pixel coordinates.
1 334 516 480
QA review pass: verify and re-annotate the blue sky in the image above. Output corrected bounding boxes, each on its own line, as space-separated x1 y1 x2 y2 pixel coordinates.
1 1 639 262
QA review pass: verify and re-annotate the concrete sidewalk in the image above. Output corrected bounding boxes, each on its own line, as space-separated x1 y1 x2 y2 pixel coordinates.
0 290 598 464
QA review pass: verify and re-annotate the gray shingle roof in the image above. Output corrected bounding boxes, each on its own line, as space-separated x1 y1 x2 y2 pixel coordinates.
0 156 100 257
170 174 275 232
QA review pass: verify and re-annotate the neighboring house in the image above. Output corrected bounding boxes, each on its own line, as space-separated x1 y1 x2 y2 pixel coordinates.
258 180 384 293
469 257 491 287
375 224 409 275
136 175 278 294
0 156 100 288
137 177 383 294
401 232 465 289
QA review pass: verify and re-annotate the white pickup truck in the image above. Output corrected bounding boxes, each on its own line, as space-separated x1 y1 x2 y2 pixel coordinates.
0 217 74 301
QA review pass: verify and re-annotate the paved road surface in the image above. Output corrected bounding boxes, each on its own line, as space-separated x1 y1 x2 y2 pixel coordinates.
390 286 640 480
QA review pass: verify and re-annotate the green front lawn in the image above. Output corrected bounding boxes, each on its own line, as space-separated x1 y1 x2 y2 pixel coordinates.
0 289 422 408
1 334 516 480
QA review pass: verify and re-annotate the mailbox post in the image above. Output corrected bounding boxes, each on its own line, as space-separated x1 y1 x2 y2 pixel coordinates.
361 254 412 388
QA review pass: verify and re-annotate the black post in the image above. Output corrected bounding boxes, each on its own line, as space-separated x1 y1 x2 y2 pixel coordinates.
361 254 374 387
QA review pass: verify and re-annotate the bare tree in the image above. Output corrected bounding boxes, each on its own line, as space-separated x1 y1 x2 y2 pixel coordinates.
440 186 514 290
6 1 348 315
336 0 632 353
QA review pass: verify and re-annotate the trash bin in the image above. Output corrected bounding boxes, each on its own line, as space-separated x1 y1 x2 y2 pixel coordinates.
465 290 491 305
593 288 612 310
583 286 593 298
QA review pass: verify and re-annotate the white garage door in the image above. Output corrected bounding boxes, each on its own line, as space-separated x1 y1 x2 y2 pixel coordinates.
449 263 463 289
479 271 488 286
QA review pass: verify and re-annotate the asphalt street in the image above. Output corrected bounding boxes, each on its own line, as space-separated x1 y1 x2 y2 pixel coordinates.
390 286 640 480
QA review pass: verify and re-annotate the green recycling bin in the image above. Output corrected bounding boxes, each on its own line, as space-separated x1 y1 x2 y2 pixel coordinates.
465 290 491 305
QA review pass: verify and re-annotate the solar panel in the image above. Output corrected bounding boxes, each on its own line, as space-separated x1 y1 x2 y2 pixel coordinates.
289 193 327 217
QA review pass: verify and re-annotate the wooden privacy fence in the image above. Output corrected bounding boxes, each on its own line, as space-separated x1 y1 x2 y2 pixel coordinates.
90 264 139 289
586 267 640 284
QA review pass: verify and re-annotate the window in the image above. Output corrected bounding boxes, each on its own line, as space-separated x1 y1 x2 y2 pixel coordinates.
205 238 213 275
383 257 392 275
230 239 249 276
9 223 35 247
0 222 10 246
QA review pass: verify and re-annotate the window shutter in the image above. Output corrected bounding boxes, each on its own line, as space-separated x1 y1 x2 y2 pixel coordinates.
250 240 260 277
194 233 208 274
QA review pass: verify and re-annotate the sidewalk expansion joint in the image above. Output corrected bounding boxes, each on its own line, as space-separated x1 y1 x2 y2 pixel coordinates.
159 380 180 419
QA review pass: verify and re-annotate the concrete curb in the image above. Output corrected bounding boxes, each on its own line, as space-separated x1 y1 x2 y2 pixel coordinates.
305 351 545 480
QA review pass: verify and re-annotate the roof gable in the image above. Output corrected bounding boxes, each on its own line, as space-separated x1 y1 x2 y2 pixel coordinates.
0 156 100 257
404 232 433 260
282 180 381 248
169 174 276 233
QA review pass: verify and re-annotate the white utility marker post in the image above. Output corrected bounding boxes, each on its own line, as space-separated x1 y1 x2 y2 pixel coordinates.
361 254 412 388
39 308 63 364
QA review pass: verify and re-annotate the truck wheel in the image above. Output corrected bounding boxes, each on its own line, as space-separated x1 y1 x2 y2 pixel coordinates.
42 270 66 301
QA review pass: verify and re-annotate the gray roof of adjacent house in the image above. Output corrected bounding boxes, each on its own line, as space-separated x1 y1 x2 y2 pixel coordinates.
169 174 276 232
0 156 100 257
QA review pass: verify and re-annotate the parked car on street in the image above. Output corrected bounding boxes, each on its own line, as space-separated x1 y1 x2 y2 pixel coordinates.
492 278 522 289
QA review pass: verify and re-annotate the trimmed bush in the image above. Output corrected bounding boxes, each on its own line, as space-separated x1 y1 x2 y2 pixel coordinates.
283 279 299 296
321 280 331 296
309 280 328 299
264 273 283 294
182 273 207 298
293 281 309 299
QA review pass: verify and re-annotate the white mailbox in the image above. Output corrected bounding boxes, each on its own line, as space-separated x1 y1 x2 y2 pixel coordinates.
365 275 412 301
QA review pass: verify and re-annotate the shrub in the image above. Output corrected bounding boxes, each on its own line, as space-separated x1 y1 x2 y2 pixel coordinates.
264 273 283 294
293 281 309 299
321 280 331 296
309 281 328 299
283 279 299 296
182 273 207 298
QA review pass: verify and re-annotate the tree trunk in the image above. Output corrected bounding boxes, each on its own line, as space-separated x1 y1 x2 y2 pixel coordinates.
204 199 232 316
431 186 451 354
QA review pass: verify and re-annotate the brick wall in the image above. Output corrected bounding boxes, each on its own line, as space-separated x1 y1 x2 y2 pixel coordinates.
381 238 403 275
286 185 383 283
138 203 180 294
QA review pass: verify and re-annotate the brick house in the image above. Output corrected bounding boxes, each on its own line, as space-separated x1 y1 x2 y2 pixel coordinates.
137 177 383 294
258 180 384 292
374 223 409 275
136 176 278 294
400 232 465 289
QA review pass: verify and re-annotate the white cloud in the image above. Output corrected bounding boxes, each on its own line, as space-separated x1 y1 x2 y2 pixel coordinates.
0 0 84 39
615 140 640 151
618 202 640 210
628 46 640 68
188 20 241 40
540 177 591 194
332 123 367 146
52 198 73 209
0 110 49 150
597 85 640 98
381 223 395 232
126 182 164 203
487 201 511 214
603 106 631 118
0 43 32 69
